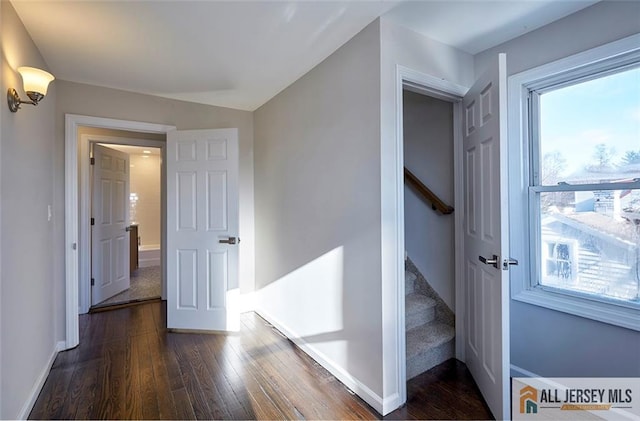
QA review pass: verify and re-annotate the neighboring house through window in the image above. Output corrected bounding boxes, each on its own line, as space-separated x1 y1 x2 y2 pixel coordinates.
508 34 640 331
542 237 577 283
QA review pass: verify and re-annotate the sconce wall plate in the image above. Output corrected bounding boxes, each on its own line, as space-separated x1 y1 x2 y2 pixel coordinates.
7 88 21 112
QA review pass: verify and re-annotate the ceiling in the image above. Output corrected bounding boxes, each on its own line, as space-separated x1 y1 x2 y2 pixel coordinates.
384 0 598 55
11 1 599 111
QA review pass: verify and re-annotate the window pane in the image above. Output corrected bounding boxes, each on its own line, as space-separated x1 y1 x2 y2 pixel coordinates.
539 189 640 303
539 66 640 186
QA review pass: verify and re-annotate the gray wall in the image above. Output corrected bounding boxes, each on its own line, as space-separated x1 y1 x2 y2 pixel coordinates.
475 1 640 377
475 1 640 76
1 2 58 418
403 91 455 310
254 21 384 407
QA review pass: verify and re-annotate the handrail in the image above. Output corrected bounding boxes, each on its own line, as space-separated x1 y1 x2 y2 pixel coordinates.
404 167 454 215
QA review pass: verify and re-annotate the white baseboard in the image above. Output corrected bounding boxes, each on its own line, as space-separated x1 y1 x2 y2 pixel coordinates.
139 257 161 268
381 392 403 416
17 341 64 420
510 364 541 378
255 307 385 415
138 247 160 268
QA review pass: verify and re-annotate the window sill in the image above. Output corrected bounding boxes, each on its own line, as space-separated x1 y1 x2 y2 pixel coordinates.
513 287 640 332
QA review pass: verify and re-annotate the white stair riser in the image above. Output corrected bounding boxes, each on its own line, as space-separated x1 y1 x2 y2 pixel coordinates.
406 304 435 330
407 339 454 380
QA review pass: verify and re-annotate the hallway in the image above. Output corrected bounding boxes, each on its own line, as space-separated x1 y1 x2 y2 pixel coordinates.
30 302 492 420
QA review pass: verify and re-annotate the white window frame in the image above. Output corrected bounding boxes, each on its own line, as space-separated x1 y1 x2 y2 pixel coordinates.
508 33 640 332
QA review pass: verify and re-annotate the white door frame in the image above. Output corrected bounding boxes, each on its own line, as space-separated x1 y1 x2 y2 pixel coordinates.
64 114 175 349
393 65 468 403
81 134 166 311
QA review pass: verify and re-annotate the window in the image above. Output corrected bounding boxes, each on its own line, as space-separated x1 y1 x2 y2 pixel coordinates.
509 35 640 330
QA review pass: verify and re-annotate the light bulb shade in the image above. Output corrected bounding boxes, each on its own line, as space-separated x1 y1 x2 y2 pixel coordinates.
18 66 54 97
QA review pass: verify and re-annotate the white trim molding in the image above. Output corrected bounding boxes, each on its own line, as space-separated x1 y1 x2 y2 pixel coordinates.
510 364 541 379
398 65 468 99
385 64 469 411
17 341 65 420
64 114 175 350
78 133 166 314
514 289 640 331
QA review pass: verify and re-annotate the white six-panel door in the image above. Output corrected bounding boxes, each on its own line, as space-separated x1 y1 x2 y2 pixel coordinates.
91 144 131 305
167 128 239 331
462 54 510 420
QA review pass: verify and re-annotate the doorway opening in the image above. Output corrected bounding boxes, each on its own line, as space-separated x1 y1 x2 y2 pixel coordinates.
394 57 512 419
391 70 467 408
77 129 166 314
402 87 457 380
64 116 175 349
89 142 163 310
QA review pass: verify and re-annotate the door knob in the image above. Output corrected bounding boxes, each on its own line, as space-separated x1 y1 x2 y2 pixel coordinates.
219 237 239 245
479 254 499 269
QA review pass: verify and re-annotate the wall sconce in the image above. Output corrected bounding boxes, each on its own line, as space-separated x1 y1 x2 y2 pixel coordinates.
7 66 55 112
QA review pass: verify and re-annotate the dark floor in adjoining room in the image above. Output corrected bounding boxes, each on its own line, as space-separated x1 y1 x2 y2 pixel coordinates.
29 301 492 420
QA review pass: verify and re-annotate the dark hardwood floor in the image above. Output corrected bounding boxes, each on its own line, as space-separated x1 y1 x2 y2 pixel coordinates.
29 301 493 420
386 360 493 420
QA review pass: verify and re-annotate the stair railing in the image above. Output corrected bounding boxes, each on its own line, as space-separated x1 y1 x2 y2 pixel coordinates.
404 167 454 215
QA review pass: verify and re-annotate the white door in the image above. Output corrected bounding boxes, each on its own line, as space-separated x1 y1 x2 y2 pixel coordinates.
167 128 239 331
91 144 131 305
462 53 510 420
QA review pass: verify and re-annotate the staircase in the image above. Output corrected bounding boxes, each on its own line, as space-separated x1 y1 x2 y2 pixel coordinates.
405 260 455 379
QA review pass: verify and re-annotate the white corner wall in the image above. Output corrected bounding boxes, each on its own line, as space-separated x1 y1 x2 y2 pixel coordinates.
254 21 385 412
129 153 161 248
403 91 455 310
474 1 640 377
1 2 60 418
379 18 473 407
